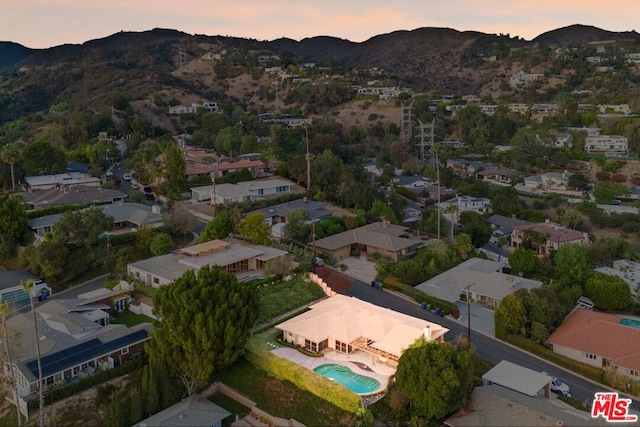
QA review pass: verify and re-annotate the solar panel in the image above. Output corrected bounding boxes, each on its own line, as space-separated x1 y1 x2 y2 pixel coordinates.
25 330 149 379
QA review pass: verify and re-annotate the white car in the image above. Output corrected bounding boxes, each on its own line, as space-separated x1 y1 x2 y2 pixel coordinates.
543 372 571 396
123 173 133 181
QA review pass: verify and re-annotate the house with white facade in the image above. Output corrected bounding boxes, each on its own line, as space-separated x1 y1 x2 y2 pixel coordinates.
276 294 449 367
585 134 629 157
190 178 296 203
436 195 492 223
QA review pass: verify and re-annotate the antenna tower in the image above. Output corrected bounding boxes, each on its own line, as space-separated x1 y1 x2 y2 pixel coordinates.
400 102 413 144
178 46 187 68
416 119 436 167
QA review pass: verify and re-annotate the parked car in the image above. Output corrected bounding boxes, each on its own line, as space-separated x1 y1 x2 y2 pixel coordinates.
314 257 325 267
610 199 622 205
542 372 571 396
123 173 132 181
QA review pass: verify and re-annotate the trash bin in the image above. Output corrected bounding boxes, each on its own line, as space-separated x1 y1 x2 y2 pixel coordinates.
426 304 431 311
378 282 383 289
421 302 427 309
434 307 441 316
371 281 376 287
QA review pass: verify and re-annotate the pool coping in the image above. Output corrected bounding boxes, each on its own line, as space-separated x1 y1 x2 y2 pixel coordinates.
271 347 392 396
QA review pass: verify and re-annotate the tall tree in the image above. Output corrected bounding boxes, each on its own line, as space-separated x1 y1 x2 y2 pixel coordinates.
508 248 537 277
161 142 186 199
495 293 527 336
445 204 458 243
454 233 473 260
0 302 21 426
51 207 114 247
285 208 311 244
237 212 271 245
21 139 67 176
22 280 44 427
553 244 591 288
150 233 174 256
147 266 259 394
585 272 632 310
0 143 20 190
395 341 473 423
0 193 27 257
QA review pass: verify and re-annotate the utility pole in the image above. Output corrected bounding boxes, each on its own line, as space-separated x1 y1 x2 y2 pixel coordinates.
211 168 217 217
465 283 475 344
305 125 311 193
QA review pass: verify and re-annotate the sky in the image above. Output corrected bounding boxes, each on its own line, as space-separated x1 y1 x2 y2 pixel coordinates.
2 0 639 49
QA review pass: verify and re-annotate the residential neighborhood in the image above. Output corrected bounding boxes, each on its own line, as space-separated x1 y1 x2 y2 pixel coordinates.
1 19 640 427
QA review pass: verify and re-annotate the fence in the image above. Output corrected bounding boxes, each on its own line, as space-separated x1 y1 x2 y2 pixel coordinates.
202 382 304 427
129 302 158 320
307 273 336 297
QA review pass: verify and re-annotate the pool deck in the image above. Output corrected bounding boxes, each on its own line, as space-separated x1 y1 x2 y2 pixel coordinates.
271 347 394 395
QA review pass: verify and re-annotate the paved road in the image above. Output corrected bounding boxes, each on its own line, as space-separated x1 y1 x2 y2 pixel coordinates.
50 275 108 300
321 269 640 412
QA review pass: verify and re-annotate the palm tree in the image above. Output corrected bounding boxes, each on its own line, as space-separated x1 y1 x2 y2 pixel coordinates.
445 204 458 243
21 280 44 427
0 302 21 426
0 143 19 191
454 233 474 260
497 235 510 262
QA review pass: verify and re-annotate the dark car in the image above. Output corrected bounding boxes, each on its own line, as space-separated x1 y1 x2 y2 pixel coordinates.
145 192 155 201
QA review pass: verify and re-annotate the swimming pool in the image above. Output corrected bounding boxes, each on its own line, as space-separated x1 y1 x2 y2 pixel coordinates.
313 363 381 394
620 318 640 329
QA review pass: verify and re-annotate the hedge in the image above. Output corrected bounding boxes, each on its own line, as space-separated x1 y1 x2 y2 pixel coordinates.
245 341 361 413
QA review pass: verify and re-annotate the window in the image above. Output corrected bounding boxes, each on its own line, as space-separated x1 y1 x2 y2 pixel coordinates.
153 277 160 285
586 353 597 360
122 347 129 355
631 369 639 377
335 340 352 354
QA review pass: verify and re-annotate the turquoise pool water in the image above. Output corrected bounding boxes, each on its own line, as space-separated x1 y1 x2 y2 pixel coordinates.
313 364 381 394
620 318 640 328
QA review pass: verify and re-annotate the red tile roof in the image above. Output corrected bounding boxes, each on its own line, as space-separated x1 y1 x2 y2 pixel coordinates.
547 308 640 371
186 162 213 176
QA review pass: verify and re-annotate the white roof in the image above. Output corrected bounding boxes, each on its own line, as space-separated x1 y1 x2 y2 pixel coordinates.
482 360 550 397
276 295 449 358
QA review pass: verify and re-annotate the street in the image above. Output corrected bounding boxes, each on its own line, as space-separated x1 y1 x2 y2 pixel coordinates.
326 269 640 412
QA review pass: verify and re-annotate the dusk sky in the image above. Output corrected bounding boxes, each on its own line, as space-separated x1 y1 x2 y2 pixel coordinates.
2 1 639 49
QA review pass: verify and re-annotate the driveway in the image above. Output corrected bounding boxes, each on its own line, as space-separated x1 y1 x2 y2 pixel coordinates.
338 257 378 284
454 301 495 338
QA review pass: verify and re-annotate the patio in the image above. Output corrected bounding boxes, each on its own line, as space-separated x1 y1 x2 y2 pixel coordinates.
271 346 393 395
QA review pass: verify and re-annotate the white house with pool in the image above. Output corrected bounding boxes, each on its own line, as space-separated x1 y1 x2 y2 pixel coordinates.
275 293 448 370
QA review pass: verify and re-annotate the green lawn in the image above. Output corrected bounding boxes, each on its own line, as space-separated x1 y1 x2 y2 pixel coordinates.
208 393 250 427
256 275 326 324
212 358 354 427
111 310 154 327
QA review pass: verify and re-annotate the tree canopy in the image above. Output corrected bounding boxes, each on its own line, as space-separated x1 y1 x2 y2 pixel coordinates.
584 271 632 310
237 212 271 245
52 207 114 247
395 341 473 423
147 266 259 394
508 248 537 277
0 193 27 256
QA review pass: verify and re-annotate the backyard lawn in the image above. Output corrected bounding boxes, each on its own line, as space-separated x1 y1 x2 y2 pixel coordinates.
110 310 154 327
256 275 326 325
212 358 354 427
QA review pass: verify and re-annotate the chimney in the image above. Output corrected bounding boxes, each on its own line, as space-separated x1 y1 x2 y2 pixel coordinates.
423 325 432 341
382 219 388 227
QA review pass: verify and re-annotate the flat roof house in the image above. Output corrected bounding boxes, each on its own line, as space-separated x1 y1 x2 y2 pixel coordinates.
211 159 267 179
547 308 640 381
20 185 126 210
133 394 231 427
28 202 164 241
276 294 449 366
127 239 290 286
416 258 542 308
312 222 420 262
249 198 332 226
24 173 102 191
190 178 295 203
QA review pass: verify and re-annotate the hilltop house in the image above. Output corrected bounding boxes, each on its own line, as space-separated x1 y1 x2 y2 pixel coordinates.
0 270 52 308
276 294 449 367
311 222 420 262
547 308 640 381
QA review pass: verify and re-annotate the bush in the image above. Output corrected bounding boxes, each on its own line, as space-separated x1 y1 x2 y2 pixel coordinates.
622 222 640 233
